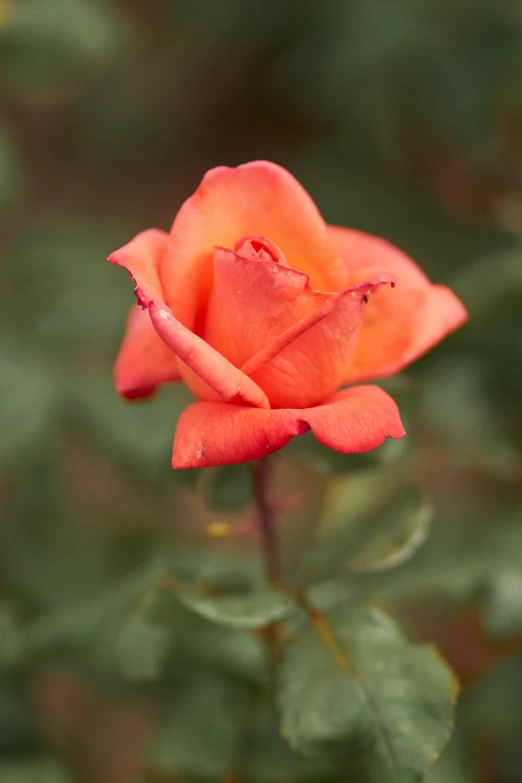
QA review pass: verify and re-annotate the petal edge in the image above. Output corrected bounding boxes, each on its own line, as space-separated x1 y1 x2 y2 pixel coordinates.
172 385 405 468
136 288 270 409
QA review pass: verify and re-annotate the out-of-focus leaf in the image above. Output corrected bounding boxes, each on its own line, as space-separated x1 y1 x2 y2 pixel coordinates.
161 546 265 593
0 463 116 610
0 350 56 469
25 560 166 659
187 625 267 683
141 574 296 630
147 676 248 779
0 758 72 783
347 486 432 573
115 612 172 682
139 582 185 627
347 513 522 605
425 732 472 783
0 0 129 102
203 463 253 511
305 483 431 581
2 221 130 346
0 607 24 671
136 574 270 681
246 700 337 783
25 600 108 652
482 570 522 640
421 357 518 476
176 586 296 629
277 605 457 782
67 373 193 478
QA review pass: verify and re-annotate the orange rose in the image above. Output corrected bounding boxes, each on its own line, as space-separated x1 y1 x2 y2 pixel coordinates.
109 162 466 468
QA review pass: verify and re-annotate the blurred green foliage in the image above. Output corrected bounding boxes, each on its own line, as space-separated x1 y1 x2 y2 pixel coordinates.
0 1 521 781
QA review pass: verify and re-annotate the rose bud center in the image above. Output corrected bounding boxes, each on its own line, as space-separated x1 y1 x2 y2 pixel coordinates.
234 235 289 267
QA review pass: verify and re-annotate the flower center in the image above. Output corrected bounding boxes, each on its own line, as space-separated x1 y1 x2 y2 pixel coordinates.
234 235 289 267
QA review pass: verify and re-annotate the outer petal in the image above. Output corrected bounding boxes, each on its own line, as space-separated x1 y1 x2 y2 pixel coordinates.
108 228 180 399
161 161 348 329
135 288 269 409
328 226 468 382
329 225 430 288
108 228 168 298
114 306 181 399
172 386 406 469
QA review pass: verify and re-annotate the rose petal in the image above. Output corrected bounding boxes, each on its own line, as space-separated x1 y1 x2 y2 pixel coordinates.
346 284 468 382
246 278 395 409
114 306 181 399
329 225 430 288
329 225 468 382
135 288 269 409
205 245 394 408
109 228 181 398
108 228 167 298
204 246 329 369
241 270 395 379
160 161 348 329
172 385 406 468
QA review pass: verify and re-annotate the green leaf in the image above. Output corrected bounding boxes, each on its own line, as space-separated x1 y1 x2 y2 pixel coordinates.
425 733 472 783
347 486 432 573
306 484 431 581
277 605 457 782
0 759 72 783
115 612 172 681
203 463 253 511
147 676 248 779
139 582 185 627
349 513 522 604
246 700 337 783
139 578 268 682
187 625 267 683
176 586 296 629
482 570 522 640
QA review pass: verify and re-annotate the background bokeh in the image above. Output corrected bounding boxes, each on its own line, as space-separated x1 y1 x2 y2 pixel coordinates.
0 1 521 782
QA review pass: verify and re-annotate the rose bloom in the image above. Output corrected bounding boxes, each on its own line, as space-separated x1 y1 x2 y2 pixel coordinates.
109 162 466 469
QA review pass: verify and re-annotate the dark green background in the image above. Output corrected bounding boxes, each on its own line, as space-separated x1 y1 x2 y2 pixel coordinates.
0 1 521 782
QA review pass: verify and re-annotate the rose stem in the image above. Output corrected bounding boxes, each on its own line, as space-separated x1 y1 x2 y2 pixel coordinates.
251 457 282 669
251 458 280 587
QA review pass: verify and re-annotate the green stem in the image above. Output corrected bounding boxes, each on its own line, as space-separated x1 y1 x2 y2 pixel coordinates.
251 458 280 587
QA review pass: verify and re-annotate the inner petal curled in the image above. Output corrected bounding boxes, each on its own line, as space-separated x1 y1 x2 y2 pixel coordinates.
203 240 396 408
233 235 290 266
203 244 328 373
